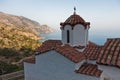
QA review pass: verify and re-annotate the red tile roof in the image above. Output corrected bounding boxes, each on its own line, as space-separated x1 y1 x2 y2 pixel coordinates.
55 44 85 63
75 63 103 77
83 46 101 60
96 38 120 67
35 40 102 62
35 40 85 63
60 13 90 30
88 41 100 47
35 40 62 54
73 41 99 49
24 58 35 64
83 41 101 60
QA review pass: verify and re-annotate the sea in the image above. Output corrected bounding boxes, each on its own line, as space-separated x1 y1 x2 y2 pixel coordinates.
40 31 108 45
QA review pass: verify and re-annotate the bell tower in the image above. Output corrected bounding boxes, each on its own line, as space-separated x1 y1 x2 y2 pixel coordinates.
60 8 90 47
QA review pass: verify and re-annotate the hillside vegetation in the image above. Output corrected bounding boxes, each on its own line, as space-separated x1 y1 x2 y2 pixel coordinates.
0 23 40 50
0 12 54 75
0 23 41 75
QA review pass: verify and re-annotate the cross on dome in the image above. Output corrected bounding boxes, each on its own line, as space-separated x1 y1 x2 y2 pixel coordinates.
60 7 90 29
74 6 76 14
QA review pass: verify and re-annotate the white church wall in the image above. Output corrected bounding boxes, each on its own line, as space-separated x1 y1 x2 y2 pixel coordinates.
75 60 86 70
62 25 73 45
24 62 37 80
98 65 120 80
73 24 87 46
76 48 85 52
86 25 89 45
100 71 112 80
24 50 99 80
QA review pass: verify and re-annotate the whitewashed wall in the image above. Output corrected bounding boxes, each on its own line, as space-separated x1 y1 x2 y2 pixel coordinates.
62 25 73 45
61 24 89 46
75 60 86 70
73 24 88 46
24 50 98 80
24 62 37 80
99 65 120 80
100 71 112 80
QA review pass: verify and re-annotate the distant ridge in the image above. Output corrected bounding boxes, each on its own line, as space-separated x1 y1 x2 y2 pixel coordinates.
0 12 55 50
0 12 54 34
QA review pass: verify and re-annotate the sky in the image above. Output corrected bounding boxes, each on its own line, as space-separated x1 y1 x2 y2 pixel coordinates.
0 0 120 44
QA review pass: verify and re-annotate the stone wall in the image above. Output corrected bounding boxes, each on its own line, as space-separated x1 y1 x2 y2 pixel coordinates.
0 70 24 80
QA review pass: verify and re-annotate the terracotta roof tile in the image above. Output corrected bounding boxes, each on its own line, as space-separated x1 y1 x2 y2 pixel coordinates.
73 41 99 49
24 58 35 64
83 41 102 60
117 59 120 67
55 44 85 63
75 63 102 77
60 13 90 29
35 40 62 54
83 46 101 60
88 41 100 47
97 38 120 67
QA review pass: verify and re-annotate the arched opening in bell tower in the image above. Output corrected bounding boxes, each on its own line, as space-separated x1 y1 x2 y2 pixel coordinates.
67 30 70 43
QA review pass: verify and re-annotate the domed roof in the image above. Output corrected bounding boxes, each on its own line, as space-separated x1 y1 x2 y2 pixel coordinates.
60 13 90 29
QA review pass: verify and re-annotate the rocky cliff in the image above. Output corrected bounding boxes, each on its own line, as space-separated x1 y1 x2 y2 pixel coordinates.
0 12 54 34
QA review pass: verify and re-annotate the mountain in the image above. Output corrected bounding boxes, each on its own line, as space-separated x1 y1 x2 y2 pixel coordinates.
0 12 52 50
0 12 54 34
0 23 41 50
0 22 41 74
0 12 55 74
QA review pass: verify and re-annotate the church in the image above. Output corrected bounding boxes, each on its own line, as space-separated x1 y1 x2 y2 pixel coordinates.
24 8 120 80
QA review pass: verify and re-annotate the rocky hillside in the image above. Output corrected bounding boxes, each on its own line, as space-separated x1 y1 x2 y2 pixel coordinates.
0 22 41 74
0 12 55 74
0 12 54 34
0 23 41 50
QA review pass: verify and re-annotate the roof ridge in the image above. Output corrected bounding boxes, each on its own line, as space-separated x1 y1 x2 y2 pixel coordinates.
55 44 85 63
